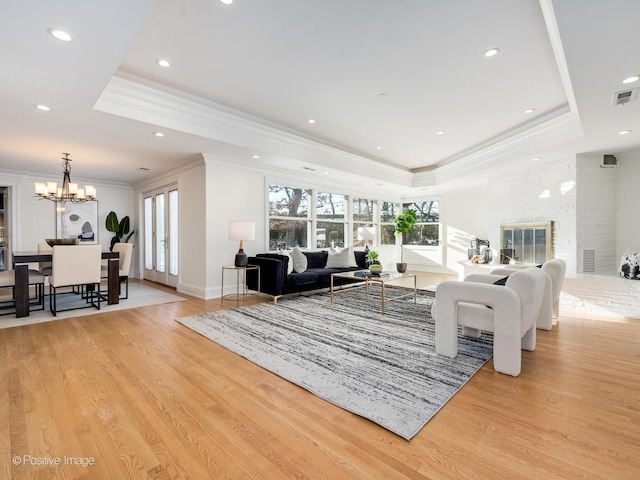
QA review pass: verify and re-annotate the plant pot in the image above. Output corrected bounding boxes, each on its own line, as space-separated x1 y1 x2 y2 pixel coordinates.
396 262 407 273
369 264 383 276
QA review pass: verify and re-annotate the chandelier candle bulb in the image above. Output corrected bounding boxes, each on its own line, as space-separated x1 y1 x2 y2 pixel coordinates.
85 185 96 198
77 189 85 199
34 183 47 196
47 182 57 194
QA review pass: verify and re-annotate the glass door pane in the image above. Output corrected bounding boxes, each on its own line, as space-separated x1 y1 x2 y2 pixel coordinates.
155 193 165 274
144 196 153 270
169 189 178 276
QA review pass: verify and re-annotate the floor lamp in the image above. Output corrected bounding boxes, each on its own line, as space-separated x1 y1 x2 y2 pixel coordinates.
229 221 255 267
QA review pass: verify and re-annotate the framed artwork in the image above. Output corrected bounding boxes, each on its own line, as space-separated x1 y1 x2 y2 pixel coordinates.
56 202 99 244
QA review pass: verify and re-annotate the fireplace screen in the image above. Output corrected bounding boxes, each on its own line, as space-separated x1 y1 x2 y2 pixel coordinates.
500 221 552 265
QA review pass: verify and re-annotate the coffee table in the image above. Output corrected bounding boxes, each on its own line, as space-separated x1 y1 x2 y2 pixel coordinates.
330 270 417 314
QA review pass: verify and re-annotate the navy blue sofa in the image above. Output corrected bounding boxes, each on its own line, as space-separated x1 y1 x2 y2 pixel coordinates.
246 250 367 302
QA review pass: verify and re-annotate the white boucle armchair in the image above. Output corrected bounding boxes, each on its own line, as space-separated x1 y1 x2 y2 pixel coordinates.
491 258 566 329
432 267 546 377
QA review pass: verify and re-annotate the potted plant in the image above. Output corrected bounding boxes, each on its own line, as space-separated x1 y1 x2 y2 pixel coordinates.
106 211 135 251
366 250 383 276
393 209 417 273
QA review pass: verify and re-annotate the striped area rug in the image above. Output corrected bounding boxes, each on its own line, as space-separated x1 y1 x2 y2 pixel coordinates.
176 287 493 440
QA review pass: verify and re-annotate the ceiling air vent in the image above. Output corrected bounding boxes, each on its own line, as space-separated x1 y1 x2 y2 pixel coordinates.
601 154 617 168
612 88 637 106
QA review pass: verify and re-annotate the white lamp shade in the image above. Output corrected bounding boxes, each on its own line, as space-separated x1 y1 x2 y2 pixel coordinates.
229 221 256 241
357 226 376 241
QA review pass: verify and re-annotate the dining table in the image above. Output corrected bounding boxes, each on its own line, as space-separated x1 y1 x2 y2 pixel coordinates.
12 250 120 318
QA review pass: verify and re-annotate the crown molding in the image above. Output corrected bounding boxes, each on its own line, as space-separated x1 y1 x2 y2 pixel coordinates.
95 74 413 188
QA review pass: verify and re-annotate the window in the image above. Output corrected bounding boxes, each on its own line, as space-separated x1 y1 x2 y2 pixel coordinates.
402 201 440 246
380 201 398 245
268 184 311 249
352 197 376 247
316 192 346 248
268 183 402 251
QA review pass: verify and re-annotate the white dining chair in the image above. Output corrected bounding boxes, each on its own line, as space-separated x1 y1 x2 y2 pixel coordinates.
100 243 134 299
0 269 46 315
49 245 102 316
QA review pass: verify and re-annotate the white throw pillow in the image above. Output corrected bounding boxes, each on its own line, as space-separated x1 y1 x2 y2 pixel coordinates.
291 246 308 273
278 249 294 275
347 246 359 267
325 246 350 268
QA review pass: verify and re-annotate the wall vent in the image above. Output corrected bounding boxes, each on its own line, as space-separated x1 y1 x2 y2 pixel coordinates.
612 88 637 106
601 154 617 168
583 249 596 273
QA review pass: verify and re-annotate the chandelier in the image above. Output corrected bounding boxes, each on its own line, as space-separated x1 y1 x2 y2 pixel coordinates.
34 153 96 203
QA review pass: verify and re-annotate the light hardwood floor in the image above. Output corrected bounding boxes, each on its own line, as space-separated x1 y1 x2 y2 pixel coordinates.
1 276 639 479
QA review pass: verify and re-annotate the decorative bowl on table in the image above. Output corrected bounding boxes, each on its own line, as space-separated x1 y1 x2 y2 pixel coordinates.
46 238 80 246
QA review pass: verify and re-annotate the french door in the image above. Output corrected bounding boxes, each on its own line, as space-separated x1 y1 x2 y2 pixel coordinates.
143 185 178 287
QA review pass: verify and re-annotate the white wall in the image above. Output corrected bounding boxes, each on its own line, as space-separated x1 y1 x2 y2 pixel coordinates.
0 170 134 267
204 156 265 299
442 187 489 276
488 155 578 275
616 149 640 260
576 153 617 274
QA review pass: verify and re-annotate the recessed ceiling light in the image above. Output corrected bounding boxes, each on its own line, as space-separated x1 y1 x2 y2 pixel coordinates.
618 130 631 135
436 130 445 135
220 0 233 4
532 157 541 161
323 171 329 175
35 104 50 111
483 173 489 176
307 119 316 124
622 75 639 84
137 167 150 172
153 132 164 137
48 28 72 42
376 146 382 150
252 154 260 159
524 108 535 114
157 59 170 67
484 48 500 57
378 93 388 98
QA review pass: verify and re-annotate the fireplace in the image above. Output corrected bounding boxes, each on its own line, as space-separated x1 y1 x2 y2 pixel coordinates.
500 221 552 265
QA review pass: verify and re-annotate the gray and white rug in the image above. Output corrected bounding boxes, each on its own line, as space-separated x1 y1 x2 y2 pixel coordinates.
176 288 493 440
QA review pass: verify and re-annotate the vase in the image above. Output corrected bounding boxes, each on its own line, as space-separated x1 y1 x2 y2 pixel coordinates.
396 262 407 273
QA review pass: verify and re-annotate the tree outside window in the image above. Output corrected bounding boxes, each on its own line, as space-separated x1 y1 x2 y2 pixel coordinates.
268 185 311 249
380 201 398 245
353 197 376 247
316 192 346 248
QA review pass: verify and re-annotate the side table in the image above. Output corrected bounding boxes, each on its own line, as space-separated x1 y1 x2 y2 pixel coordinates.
221 265 260 306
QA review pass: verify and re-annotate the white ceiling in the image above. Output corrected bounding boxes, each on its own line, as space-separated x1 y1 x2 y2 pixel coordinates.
1 0 639 190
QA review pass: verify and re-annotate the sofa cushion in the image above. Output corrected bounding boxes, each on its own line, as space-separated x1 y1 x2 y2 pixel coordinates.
287 270 319 286
278 249 294 274
303 250 327 269
325 247 350 268
291 246 308 273
354 250 367 269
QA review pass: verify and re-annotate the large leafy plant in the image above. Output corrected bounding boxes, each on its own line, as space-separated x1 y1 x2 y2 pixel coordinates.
393 209 417 235
106 211 134 251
